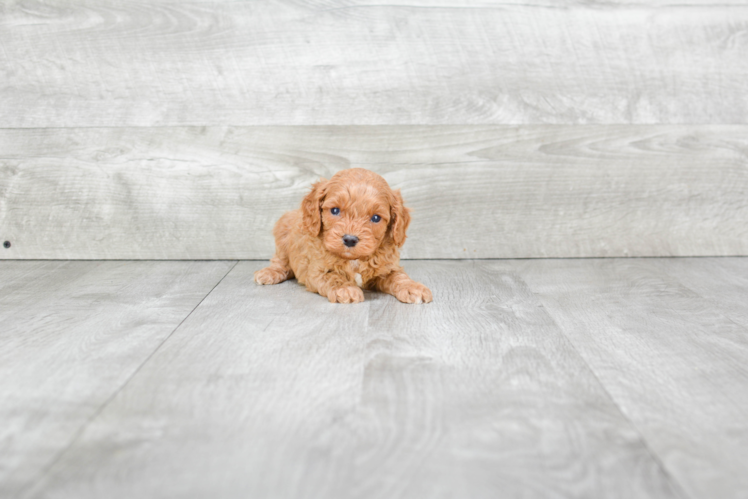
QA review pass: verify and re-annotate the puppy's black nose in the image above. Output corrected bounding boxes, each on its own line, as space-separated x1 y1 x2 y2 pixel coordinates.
342 234 359 248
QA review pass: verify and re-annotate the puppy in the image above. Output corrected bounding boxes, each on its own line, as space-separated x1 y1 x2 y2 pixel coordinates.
254 168 432 304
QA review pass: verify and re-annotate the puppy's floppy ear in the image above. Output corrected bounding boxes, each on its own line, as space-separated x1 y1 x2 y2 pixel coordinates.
388 188 411 247
301 178 328 236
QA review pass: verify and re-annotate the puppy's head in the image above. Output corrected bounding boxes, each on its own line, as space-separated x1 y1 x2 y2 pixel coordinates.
301 168 411 260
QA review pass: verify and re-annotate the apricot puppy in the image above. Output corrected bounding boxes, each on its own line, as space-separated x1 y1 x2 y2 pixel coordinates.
255 168 432 304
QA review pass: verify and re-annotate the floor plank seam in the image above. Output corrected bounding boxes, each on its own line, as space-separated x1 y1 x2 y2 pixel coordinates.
529 294 691 498
17 260 240 498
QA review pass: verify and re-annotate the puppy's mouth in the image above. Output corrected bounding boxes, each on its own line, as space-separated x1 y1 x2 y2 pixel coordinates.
335 246 368 260
340 249 357 259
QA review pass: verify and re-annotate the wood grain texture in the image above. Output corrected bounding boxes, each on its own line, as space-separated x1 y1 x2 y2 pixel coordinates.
2 125 747 260
24 261 679 498
511 257 748 498
2 0 748 127
657 257 748 329
0 260 235 497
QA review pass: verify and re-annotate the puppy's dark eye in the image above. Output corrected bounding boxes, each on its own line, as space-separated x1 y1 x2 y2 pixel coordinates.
370 214 381 223
331 207 340 216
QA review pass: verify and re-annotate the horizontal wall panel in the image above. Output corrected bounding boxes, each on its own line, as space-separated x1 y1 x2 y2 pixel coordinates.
2 1 747 127
1 125 746 259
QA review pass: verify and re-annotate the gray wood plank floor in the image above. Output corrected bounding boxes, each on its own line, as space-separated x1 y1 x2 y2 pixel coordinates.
2 258 747 497
0 261 236 498
510 258 748 498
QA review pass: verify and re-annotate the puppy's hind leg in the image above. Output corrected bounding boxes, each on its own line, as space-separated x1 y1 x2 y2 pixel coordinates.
255 211 297 285
254 254 294 285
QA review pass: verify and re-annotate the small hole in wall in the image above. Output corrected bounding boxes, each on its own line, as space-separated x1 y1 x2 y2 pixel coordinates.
3 241 10 249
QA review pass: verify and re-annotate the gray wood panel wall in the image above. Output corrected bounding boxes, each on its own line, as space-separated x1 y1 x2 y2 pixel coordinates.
1 0 747 259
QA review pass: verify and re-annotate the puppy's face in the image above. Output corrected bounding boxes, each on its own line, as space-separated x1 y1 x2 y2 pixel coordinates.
319 182 391 260
302 169 411 260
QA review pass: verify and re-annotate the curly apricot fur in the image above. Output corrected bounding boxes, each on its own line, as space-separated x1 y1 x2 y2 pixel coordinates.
254 168 432 304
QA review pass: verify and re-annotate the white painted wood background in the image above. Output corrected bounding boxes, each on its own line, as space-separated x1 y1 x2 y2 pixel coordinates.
3 0 748 127
1 0 747 258
2 126 747 259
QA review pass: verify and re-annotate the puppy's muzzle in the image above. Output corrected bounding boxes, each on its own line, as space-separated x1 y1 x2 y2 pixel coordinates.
342 234 359 248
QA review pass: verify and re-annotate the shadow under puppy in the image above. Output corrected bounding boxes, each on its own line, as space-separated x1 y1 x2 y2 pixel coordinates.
255 168 432 304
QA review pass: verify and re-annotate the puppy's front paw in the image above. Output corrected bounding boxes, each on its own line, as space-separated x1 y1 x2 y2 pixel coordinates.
327 285 365 304
254 267 287 285
394 282 433 304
